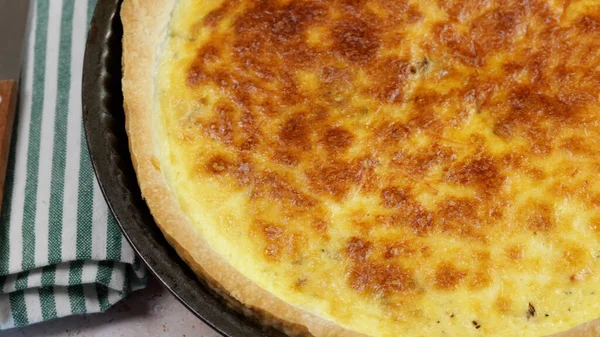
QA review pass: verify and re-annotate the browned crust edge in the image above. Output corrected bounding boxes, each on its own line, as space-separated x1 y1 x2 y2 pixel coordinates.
120 1 600 336
120 1 366 336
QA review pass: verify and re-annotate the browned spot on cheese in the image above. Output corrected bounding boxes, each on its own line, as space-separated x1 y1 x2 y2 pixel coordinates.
345 237 418 295
346 237 372 261
501 152 524 170
264 224 284 240
560 137 594 156
380 187 410 209
375 122 409 146
433 5 523 66
437 0 486 20
575 14 600 34
509 87 578 121
375 0 408 17
525 166 545 181
193 44 221 68
589 215 600 234
234 1 328 51
294 278 308 289
231 159 253 187
263 224 285 260
384 241 418 259
444 156 504 193
186 65 206 87
435 262 466 290
260 222 306 261
322 127 354 153
307 160 361 200
393 145 455 178
332 17 381 64
256 172 317 209
507 245 523 261
435 198 485 240
279 114 312 149
405 4 423 23
409 93 443 131
205 155 231 175
205 102 235 145
203 0 241 27
379 198 434 236
272 150 299 166
237 110 260 151
526 203 554 232
469 270 492 290
312 219 328 233
320 65 350 84
264 244 280 259
433 23 481 67
408 206 434 236
495 296 512 314
349 262 416 294
563 246 586 267
369 57 410 103
470 8 521 52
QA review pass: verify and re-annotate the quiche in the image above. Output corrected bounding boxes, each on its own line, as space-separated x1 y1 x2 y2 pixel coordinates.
121 0 600 336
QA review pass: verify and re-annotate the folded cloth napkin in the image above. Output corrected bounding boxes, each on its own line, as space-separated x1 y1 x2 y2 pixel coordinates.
0 0 147 330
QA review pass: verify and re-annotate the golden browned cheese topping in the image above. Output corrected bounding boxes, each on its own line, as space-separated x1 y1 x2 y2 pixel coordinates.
157 0 600 336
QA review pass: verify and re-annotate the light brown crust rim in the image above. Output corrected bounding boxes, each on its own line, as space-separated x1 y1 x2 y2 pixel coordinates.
120 1 600 336
120 1 366 336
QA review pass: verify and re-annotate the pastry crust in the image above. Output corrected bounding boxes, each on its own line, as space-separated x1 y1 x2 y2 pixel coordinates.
121 1 600 336
121 1 365 336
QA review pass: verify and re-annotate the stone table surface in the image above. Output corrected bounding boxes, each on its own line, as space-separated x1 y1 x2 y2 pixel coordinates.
2 276 221 337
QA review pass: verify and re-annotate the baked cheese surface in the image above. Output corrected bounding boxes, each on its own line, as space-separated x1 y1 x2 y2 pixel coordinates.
155 0 600 335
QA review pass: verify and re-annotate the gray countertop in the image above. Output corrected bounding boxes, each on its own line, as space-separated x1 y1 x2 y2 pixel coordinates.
2 276 221 337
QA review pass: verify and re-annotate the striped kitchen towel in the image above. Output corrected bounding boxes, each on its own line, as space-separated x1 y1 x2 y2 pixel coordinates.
0 0 147 330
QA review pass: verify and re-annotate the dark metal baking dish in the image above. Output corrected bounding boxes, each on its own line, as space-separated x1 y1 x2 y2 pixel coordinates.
82 1 286 336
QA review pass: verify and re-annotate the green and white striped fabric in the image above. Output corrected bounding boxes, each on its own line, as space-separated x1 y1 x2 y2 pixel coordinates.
0 0 147 330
